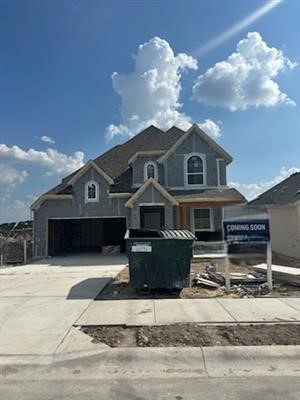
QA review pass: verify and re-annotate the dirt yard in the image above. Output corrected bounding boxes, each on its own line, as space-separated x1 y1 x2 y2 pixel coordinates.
82 323 300 347
96 260 300 300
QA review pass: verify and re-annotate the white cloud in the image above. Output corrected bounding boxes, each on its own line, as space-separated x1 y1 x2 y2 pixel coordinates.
105 36 198 140
192 32 296 111
40 135 55 145
198 119 221 139
229 166 300 200
0 144 84 176
0 164 28 187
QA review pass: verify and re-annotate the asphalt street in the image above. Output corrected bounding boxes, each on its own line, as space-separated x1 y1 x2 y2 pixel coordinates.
2 376 300 400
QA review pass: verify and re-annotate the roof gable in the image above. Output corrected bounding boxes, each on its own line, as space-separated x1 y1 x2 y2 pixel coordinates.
67 160 114 186
125 178 179 208
158 124 233 164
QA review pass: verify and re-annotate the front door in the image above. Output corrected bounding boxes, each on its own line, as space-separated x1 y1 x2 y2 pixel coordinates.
140 206 165 229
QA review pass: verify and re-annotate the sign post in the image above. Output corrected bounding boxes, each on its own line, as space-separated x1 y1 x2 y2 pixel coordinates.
266 241 273 291
224 242 231 291
223 219 272 291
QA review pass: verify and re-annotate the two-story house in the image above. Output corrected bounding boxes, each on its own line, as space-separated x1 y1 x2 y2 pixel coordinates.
31 124 246 257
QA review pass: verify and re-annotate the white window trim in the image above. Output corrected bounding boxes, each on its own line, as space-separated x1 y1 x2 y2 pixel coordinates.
144 161 158 181
85 180 99 203
191 207 214 232
216 158 225 187
184 153 206 188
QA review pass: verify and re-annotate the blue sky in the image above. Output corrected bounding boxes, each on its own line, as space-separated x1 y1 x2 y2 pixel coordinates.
0 0 299 223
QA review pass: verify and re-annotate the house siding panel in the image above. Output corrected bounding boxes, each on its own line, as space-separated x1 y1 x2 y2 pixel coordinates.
269 205 300 259
165 131 221 188
130 184 173 229
34 167 130 257
132 156 164 186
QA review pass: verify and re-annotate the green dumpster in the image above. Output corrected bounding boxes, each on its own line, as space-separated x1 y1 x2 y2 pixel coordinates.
125 229 196 291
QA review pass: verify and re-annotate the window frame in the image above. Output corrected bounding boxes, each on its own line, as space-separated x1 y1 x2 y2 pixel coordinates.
144 161 158 181
192 207 214 232
85 180 99 203
184 153 206 187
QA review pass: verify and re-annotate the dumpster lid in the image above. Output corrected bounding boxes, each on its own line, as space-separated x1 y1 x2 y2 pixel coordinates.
125 229 196 240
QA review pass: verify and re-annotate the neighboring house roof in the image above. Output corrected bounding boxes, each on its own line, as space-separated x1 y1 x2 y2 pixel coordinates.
170 188 246 204
250 172 300 206
158 124 233 165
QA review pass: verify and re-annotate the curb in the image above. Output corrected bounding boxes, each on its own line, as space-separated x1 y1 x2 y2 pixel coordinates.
2 346 300 379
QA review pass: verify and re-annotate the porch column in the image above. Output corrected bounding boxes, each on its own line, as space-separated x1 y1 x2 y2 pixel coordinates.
182 205 190 230
175 206 181 229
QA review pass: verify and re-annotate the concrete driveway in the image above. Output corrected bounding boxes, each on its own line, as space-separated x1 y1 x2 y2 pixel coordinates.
0 254 127 358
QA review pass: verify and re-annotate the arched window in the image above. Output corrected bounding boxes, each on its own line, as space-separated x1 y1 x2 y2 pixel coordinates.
186 154 205 185
85 180 99 203
144 161 158 181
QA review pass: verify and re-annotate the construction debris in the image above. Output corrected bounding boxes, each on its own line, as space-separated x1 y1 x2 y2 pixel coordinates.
192 263 268 297
253 263 300 287
193 276 220 288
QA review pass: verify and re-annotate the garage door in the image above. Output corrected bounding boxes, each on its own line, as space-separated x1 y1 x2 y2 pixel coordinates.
48 218 126 256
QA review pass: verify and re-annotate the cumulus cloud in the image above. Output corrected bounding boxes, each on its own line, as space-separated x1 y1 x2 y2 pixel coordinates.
229 166 300 200
105 36 198 140
0 164 28 187
40 135 55 145
0 144 84 176
192 32 297 111
198 119 221 139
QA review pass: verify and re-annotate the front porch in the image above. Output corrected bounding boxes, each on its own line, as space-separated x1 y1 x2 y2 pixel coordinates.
174 202 223 241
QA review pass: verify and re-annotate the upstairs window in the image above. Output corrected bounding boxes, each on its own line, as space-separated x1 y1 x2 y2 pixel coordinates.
144 161 158 181
85 180 99 203
186 154 205 185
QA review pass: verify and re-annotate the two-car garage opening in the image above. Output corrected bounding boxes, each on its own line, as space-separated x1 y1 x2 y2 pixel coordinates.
48 218 127 256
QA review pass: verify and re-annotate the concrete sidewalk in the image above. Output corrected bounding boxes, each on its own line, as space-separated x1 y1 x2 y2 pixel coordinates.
77 297 300 326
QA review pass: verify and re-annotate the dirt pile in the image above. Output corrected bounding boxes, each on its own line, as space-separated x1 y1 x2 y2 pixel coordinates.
82 323 300 348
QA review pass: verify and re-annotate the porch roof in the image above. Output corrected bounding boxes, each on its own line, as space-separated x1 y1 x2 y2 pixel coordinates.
171 187 246 205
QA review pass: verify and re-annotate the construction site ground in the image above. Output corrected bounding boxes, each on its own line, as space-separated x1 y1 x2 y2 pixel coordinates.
97 255 300 300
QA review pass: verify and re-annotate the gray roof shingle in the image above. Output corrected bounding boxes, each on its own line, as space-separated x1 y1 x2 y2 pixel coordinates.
250 172 300 206
46 125 185 195
170 188 246 203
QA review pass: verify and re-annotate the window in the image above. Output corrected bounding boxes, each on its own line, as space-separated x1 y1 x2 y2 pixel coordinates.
144 161 158 181
186 154 205 185
193 208 212 231
85 180 99 203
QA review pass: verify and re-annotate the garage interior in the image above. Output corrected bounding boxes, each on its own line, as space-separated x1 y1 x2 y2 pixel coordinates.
48 218 126 256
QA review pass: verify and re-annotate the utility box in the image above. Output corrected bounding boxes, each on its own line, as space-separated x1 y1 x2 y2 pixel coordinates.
125 229 196 291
